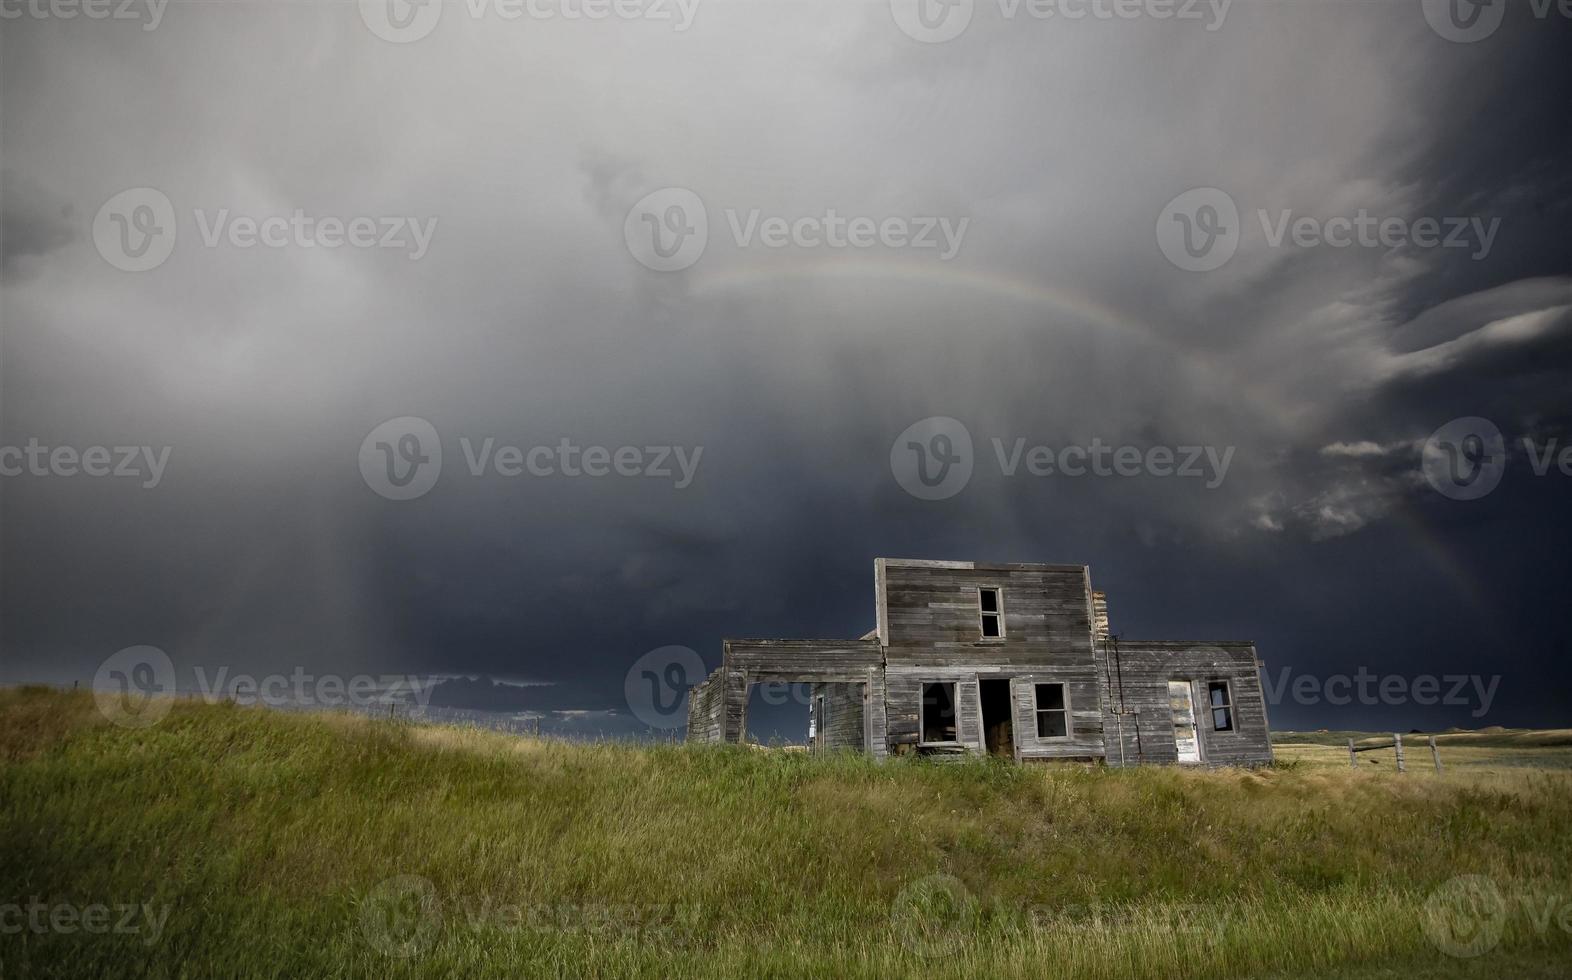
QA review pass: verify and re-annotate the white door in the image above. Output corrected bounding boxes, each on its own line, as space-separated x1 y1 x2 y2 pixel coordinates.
1168 681 1201 763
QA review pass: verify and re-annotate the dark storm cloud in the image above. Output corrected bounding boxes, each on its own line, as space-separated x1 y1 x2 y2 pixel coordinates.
2 1 1570 736
0 171 75 278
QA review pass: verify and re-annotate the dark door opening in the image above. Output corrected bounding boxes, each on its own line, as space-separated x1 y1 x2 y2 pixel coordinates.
920 682 958 743
980 679 1014 758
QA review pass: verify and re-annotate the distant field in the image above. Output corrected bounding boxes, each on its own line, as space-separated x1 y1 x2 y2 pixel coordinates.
3 688 1571 979
1272 728 1572 772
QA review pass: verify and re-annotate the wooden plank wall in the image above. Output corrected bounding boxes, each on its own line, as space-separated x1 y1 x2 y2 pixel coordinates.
877 560 1104 759
884 666 980 752
687 561 1269 768
724 639 883 678
1101 641 1273 768
808 682 866 752
1009 672 1105 761
686 639 883 749
685 667 727 744
864 667 887 761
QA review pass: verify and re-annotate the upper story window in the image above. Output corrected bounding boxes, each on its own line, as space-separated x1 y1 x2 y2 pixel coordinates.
978 587 1004 639
1208 681 1234 732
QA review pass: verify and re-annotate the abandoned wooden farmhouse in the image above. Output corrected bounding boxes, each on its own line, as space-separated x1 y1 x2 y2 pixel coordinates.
686 558 1273 766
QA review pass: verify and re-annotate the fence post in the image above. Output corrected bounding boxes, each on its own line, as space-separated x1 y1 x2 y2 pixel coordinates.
1430 735 1442 774
1348 738 1357 769
1394 733 1405 773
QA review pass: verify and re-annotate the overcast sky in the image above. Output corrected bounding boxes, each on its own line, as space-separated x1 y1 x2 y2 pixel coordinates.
2 0 1569 737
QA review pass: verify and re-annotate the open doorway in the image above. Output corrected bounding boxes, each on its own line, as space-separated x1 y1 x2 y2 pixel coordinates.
979 679 1015 758
920 681 958 744
745 681 810 747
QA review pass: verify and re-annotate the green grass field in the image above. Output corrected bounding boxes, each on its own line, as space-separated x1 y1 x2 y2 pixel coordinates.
3 687 1571 978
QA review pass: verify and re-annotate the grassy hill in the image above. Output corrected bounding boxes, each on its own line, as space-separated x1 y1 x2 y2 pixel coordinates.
3 687 1571 978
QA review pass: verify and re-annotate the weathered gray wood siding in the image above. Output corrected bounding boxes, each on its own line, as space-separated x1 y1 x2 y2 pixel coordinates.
723 639 882 680
1100 641 1273 768
685 667 727 744
1008 672 1104 761
686 639 882 751
884 666 981 752
689 560 1269 767
808 682 867 752
876 559 1103 759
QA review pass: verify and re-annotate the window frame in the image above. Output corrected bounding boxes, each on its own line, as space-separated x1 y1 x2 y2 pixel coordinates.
1207 680 1234 732
977 587 1006 641
1033 681 1071 740
919 680 960 745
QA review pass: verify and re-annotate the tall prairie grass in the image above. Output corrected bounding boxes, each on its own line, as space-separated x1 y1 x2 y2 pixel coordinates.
2 687 1569 978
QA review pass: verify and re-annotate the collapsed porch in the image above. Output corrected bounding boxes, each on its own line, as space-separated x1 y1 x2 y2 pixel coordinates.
685 638 887 759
